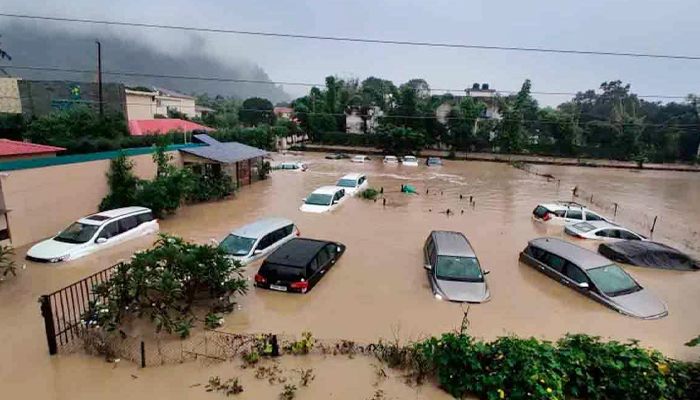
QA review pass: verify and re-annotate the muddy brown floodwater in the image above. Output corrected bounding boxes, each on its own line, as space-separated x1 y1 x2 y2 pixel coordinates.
1 153 699 399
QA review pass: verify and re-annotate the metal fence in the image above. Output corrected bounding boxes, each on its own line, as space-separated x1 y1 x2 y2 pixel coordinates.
39 263 120 355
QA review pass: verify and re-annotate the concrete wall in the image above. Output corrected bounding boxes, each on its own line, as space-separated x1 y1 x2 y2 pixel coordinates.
0 151 182 248
126 92 157 120
0 78 22 114
18 80 127 119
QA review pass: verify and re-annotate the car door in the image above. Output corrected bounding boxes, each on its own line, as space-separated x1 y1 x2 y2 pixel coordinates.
116 215 140 244
595 229 620 242
540 251 568 282
94 220 122 251
252 233 275 260
562 262 590 291
266 227 291 254
564 209 584 225
584 211 604 222
309 246 332 288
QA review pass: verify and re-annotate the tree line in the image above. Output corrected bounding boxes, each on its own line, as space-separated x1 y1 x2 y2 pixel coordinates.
290 77 700 162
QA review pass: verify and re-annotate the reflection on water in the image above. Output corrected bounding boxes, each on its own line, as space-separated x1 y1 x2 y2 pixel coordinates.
1 153 699 399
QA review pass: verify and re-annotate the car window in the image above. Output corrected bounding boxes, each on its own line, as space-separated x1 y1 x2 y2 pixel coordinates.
359 177 365 184
136 212 155 225
564 262 589 284
325 243 337 258
553 210 567 218
118 216 138 233
98 221 120 239
55 222 100 244
283 224 294 236
606 229 621 239
543 252 566 273
533 206 548 218
619 230 641 240
338 189 345 198
587 264 640 297
566 210 583 220
316 246 331 267
595 230 608 238
427 238 437 265
256 233 274 250
586 212 603 221
436 256 483 282
527 245 546 261
308 258 319 275
220 235 256 256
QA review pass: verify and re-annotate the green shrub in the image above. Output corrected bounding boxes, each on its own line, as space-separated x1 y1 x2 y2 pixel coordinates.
360 188 380 200
0 245 17 280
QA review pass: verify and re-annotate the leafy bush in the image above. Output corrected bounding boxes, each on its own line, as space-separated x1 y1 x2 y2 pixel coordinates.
257 159 271 181
83 234 247 338
186 168 236 203
0 245 17 280
99 153 140 212
26 107 128 143
360 188 380 200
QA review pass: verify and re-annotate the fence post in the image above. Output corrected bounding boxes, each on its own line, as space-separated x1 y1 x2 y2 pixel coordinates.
271 335 280 357
140 341 146 368
614 203 618 218
39 295 58 355
650 216 658 239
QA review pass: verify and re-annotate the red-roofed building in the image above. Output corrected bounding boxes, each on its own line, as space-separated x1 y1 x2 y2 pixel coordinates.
0 139 66 161
128 119 215 136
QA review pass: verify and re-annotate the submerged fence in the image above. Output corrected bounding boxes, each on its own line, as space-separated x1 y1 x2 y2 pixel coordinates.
39 263 120 355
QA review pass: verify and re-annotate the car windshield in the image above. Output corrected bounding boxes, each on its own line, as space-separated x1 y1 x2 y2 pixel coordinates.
305 193 333 206
336 179 357 188
573 222 596 232
54 222 99 244
587 264 641 297
428 158 441 164
219 234 257 256
404 156 416 161
436 256 483 282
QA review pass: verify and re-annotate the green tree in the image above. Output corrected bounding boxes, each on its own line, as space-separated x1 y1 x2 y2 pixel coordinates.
0 34 10 77
239 97 275 126
99 153 140 211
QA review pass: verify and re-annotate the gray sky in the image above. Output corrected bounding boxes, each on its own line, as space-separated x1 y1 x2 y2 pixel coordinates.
2 0 699 105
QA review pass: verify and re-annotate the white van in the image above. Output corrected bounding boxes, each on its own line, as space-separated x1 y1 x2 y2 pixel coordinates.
215 218 299 265
26 207 159 263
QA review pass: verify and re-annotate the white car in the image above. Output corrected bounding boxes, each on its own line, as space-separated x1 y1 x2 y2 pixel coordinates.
532 202 608 226
26 207 159 263
402 156 419 166
300 186 348 213
565 221 647 242
214 218 299 265
335 173 369 196
383 156 399 164
351 155 371 163
273 161 307 171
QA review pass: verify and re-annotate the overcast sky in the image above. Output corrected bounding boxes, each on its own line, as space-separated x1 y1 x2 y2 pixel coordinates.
2 0 699 105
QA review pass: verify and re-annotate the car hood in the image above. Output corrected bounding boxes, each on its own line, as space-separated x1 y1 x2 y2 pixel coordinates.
300 204 330 213
435 279 489 303
27 238 81 260
610 289 667 319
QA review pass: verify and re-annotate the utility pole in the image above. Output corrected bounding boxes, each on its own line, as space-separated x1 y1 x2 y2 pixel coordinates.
96 40 104 117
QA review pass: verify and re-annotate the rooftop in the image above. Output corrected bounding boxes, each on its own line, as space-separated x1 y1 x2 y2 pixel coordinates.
265 238 329 268
180 135 268 164
312 186 342 195
128 119 214 136
232 218 293 239
0 139 66 157
432 231 476 257
339 173 364 180
79 206 151 225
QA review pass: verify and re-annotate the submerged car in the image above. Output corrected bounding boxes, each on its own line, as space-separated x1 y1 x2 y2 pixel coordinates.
565 221 646 241
423 231 490 303
383 155 399 164
426 157 443 166
254 238 346 293
26 207 159 263
520 237 667 319
402 156 419 166
214 218 299 265
335 173 368 196
300 186 348 213
325 153 350 160
599 241 700 271
532 202 607 226
351 155 371 163
273 161 307 172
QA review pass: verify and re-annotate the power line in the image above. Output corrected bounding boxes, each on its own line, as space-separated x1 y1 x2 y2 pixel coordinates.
1 13 700 61
0 64 692 100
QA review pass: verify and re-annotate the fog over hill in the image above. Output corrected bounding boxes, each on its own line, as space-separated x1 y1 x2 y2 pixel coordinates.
0 22 290 103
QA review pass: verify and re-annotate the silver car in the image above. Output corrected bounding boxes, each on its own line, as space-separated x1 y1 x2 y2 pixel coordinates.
213 218 299 265
423 231 491 303
519 237 667 319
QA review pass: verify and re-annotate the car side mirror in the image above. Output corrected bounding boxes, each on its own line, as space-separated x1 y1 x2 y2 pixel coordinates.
209 238 219 246
484 269 491 275
578 282 589 289
424 264 432 270
301 198 306 203
332 200 339 205
96 237 107 244
254 249 263 255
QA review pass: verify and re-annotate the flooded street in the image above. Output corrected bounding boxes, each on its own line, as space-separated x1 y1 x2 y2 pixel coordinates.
1 153 699 399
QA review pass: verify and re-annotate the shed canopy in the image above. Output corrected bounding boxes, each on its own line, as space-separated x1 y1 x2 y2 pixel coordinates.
180 134 267 164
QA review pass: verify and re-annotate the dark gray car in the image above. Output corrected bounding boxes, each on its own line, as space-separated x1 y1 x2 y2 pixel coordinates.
423 231 490 303
520 237 667 319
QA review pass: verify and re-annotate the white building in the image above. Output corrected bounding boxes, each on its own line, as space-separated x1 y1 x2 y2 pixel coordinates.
345 107 384 134
125 87 199 120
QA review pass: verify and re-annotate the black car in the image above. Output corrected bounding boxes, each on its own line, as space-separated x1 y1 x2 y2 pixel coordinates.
426 157 443 166
254 238 346 293
325 153 350 160
598 241 700 271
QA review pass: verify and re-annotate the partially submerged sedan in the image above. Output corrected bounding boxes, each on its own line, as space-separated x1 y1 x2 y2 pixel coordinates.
300 186 348 213
254 238 346 293
423 231 490 303
565 220 646 241
520 237 667 319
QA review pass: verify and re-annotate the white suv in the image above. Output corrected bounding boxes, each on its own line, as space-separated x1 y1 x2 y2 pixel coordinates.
532 201 608 226
335 173 368 196
26 207 159 263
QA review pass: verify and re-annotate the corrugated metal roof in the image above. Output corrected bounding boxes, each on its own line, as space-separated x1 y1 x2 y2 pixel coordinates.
180 140 267 164
0 139 66 157
193 134 221 146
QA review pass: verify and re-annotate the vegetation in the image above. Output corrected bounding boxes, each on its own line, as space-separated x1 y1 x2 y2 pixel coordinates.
83 234 247 338
0 245 17 280
360 188 380 200
239 97 276 126
25 107 129 144
257 159 271 180
205 376 244 396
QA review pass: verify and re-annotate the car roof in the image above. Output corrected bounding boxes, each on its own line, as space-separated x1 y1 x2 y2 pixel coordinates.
353 154 367 157
577 220 620 229
540 202 586 211
431 231 476 257
339 173 364 180
528 237 611 269
265 238 332 267
232 218 294 239
312 186 343 195
79 206 151 225
403 155 416 159
384 155 397 158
